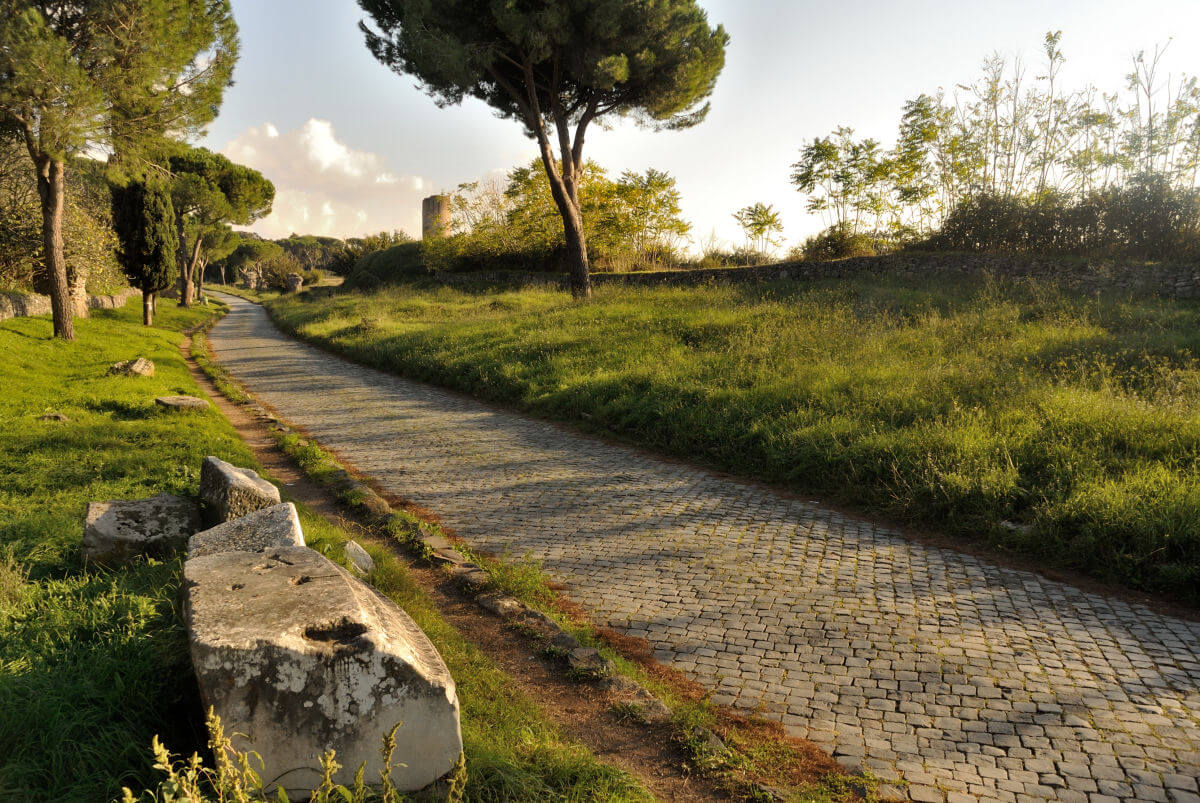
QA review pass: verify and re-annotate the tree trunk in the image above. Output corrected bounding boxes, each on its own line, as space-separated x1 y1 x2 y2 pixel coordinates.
560 202 592 298
177 220 196 307
534 143 592 298
142 290 153 326
35 157 74 340
196 256 206 303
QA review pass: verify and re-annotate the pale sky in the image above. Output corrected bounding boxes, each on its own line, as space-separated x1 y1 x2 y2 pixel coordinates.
202 0 1200 251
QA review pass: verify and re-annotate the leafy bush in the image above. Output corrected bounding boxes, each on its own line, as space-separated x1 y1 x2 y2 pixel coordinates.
926 174 1200 261
344 242 427 289
800 224 880 261
257 252 303 290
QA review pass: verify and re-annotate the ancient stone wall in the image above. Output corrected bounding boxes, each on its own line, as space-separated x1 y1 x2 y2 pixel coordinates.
0 287 141 323
429 254 1200 299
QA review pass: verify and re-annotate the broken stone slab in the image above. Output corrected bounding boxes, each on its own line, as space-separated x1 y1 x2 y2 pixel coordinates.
184 546 462 795
477 591 522 618
567 647 615 678
200 455 280 526
108 357 155 377
621 688 672 724
550 631 582 652
155 395 209 411
344 540 375 575
83 493 201 566
429 547 467 567
188 503 305 558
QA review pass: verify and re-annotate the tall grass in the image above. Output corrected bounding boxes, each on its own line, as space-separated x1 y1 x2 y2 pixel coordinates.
270 273 1200 601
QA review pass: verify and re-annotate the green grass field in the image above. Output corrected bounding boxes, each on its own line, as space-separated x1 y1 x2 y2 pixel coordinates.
269 273 1200 602
0 299 648 801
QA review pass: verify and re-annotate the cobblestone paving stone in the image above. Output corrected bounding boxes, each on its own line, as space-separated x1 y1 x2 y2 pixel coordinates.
211 293 1200 801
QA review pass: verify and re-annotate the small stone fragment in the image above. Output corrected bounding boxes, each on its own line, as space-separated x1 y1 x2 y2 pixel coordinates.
550 631 582 652
477 592 522 617
108 357 155 377
344 539 375 575
38 412 69 422
83 493 201 566
620 689 672 724
567 647 615 678
155 395 209 411
599 674 640 694
199 455 280 525
188 503 304 558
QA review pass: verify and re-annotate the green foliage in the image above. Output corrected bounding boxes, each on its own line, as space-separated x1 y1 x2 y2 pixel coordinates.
0 299 240 800
358 0 727 292
111 180 177 298
427 161 692 274
927 175 1200 259
0 0 238 336
799 223 880 261
792 32 1200 259
272 276 1200 601
0 137 124 294
345 242 426 289
169 146 274 231
732 202 784 256
167 144 274 300
357 0 728 134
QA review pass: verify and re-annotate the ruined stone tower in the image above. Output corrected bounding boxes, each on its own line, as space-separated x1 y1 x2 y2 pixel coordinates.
421 195 451 240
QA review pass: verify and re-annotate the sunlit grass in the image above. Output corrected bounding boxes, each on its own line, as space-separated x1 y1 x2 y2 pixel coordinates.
270 273 1200 600
0 299 649 801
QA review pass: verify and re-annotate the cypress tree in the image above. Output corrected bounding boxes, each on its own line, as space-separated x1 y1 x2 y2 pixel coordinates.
112 181 177 326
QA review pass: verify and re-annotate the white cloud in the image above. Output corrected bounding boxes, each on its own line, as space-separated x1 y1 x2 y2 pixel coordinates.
219 119 430 240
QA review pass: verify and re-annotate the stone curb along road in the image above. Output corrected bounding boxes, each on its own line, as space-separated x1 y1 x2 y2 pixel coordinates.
207 291 1200 803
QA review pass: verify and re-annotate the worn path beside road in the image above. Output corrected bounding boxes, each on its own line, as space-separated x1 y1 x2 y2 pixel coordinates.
209 292 1200 802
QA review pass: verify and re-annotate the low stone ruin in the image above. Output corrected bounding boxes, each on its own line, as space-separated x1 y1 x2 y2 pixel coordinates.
240 267 262 290
108 357 155 377
155 395 209 411
188 502 304 557
82 455 464 795
200 455 281 525
285 273 304 294
83 493 201 566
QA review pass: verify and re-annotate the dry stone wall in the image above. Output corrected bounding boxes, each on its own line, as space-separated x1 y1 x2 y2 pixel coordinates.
0 287 139 323
430 254 1200 299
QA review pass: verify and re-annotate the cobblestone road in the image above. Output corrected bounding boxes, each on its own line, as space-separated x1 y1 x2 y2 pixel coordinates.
210 293 1200 802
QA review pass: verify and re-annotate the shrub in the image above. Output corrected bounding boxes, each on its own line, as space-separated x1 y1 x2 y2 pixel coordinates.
927 174 1200 260
344 242 428 289
800 224 879 261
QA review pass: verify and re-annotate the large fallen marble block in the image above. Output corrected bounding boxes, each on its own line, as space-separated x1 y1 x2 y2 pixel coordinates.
184 546 463 794
200 455 280 525
188 503 305 558
83 494 201 566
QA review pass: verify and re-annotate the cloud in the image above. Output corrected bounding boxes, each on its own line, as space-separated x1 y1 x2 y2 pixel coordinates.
219 119 430 240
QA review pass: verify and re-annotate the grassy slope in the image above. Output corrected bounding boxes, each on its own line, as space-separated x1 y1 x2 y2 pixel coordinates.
269 274 1200 602
0 300 647 801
